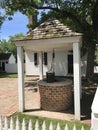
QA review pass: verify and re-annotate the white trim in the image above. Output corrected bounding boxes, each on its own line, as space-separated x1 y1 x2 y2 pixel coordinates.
15 37 82 52
73 42 81 120
15 36 82 46
17 46 25 112
16 34 82 121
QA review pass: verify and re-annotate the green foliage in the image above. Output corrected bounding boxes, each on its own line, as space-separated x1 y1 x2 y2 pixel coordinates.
0 10 6 27
12 113 90 130
1 0 98 36
0 39 9 53
8 33 24 58
1 0 98 77
0 33 24 59
1 0 97 45
0 73 17 78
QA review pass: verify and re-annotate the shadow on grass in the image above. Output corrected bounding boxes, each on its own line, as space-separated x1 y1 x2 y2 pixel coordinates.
0 73 17 78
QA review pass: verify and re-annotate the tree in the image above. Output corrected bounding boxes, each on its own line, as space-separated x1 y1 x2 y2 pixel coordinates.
0 39 9 53
0 33 24 59
0 8 7 28
1 0 98 79
8 33 24 59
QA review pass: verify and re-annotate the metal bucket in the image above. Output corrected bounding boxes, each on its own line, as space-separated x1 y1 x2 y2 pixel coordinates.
46 72 55 83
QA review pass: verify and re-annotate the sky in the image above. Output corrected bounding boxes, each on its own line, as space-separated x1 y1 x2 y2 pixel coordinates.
0 9 48 41
0 12 29 41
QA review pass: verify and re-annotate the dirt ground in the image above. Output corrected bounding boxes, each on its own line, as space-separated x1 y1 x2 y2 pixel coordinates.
81 78 97 120
0 76 97 125
0 76 40 116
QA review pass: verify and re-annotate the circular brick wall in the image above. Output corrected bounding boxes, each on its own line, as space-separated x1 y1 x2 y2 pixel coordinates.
38 79 72 111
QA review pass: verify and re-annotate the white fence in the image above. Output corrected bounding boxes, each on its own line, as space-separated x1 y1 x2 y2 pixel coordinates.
5 63 25 73
94 66 98 73
5 63 17 73
0 116 91 130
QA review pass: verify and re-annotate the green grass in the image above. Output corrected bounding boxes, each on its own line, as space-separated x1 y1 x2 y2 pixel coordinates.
0 73 17 78
12 113 91 130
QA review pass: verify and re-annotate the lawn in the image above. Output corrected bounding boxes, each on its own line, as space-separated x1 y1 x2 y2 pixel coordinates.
0 73 17 78
12 113 91 130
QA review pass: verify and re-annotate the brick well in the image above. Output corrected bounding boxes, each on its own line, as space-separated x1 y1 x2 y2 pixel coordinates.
38 79 72 111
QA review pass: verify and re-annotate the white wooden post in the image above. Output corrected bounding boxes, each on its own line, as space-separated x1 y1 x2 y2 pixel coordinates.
4 117 8 130
28 119 32 130
10 117 14 130
39 52 43 80
17 46 25 112
73 42 81 120
91 87 98 130
16 117 20 130
49 122 53 130
0 116 3 130
35 120 39 130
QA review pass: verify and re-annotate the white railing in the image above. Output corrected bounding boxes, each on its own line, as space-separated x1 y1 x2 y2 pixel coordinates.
0 116 91 130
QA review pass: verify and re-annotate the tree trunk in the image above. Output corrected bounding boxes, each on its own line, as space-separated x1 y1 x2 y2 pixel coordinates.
86 43 96 79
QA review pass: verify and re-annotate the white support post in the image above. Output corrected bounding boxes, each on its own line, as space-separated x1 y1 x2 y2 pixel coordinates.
17 46 25 112
73 42 81 120
39 52 43 80
91 87 98 130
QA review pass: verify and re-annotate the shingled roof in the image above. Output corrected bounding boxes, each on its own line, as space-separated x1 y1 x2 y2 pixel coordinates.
23 18 82 40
